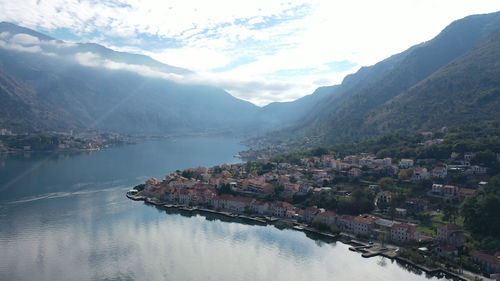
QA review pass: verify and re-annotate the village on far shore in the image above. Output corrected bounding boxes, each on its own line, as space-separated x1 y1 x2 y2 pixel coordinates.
0 128 133 153
128 138 500 280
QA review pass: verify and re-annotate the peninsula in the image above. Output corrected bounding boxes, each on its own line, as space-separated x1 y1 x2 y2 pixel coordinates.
128 125 500 281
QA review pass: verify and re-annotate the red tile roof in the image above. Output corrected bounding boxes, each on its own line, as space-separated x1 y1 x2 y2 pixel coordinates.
470 251 500 267
392 222 417 234
274 201 293 208
305 206 320 212
319 211 337 218
438 224 462 232
459 188 476 196
352 216 373 225
215 194 253 203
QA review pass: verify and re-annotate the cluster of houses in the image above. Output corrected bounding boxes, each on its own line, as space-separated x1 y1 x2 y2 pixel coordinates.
0 130 131 152
134 148 500 276
430 184 477 200
397 157 490 182
140 175 423 245
140 175 479 252
434 224 500 277
313 151 492 184
139 148 496 239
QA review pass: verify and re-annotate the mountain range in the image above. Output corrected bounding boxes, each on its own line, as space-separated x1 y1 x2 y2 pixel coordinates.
264 11 500 145
1 11 500 144
0 22 318 135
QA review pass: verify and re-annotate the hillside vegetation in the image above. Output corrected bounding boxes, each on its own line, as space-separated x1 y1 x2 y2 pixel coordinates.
265 12 500 145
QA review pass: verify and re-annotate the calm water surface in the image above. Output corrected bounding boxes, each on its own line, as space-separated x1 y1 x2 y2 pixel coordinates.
0 137 452 281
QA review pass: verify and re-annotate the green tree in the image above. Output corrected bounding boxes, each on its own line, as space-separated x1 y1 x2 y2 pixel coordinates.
310 146 329 157
443 203 458 223
311 216 329 231
217 183 233 195
461 174 500 237
398 169 413 180
378 177 395 190
473 150 497 166
330 224 340 234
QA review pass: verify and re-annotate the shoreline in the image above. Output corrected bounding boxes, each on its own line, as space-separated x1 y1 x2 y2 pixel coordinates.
0 147 105 154
127 193 468 281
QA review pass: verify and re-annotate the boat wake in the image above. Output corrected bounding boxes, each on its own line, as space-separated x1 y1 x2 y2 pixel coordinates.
5 184 129 205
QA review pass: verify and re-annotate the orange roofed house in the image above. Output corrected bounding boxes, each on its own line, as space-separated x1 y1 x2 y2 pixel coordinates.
470 251 500 274
211 194 253 212
390 223 419 244
337 214 375 235
437 224 466 247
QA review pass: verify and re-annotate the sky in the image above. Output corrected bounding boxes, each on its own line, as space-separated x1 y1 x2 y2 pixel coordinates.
1 1 500 106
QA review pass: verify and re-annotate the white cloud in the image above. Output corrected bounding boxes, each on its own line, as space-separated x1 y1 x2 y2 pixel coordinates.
0 39 43 53
1 0 500 105
149 48 231 72
74 52 184 81
172 69 355 106
248 16 265 25
74 52 101 67
72 51 315 106
0 33 65 56
0 0 305 39
41 39 77 48
10 33 40 45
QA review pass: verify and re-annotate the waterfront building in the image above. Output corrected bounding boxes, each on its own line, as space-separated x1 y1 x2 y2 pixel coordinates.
390 223 419 244
437 224 466 247
399 159 414 168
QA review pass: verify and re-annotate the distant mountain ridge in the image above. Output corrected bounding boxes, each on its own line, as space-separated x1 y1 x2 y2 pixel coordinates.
2 12 500 140
0 22 256 135
365 28 500 132
0 67 77 131
0 22 335 136
265 11 500 145
0 22 192 75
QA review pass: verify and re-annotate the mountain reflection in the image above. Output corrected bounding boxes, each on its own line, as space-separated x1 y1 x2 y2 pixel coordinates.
1 187 450 281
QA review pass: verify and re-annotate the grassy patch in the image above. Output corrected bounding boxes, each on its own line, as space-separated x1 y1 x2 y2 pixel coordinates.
417 226 436 236
432 213 464 227
417 213 465 236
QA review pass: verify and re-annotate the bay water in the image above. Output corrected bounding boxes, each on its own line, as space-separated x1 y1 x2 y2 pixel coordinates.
0 137 452 281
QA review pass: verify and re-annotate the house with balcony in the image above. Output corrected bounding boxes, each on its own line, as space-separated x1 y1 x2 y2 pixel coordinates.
338 214 374 235
270 201 295 217
412 167 430 182
304 206 321 222
316 211 338 226
348 167 362 178
437 224 466 247
470 251 500 274
399 159 414 168
432 167 447 179
249 200 269 215
390 223 419 244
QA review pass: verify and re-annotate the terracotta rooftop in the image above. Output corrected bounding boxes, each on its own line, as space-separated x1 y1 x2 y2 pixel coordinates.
438 224 462 232
319 211 338 218
470 250 500 267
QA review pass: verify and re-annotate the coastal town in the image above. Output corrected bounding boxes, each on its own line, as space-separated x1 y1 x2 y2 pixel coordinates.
128 138 500 280
0 129 133 153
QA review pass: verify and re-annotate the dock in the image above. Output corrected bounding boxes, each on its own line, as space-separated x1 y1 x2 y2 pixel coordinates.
238 215 267 224
125 192 471 281
179 206 198 212
126 193 145 201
